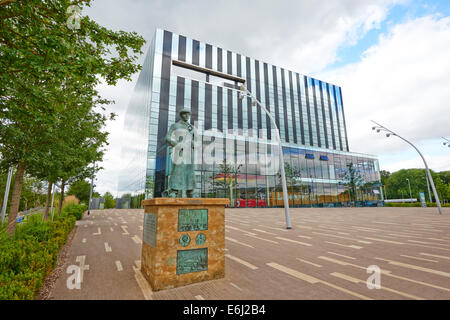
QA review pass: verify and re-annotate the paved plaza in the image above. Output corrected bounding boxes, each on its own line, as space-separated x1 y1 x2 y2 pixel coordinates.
49 207 450 300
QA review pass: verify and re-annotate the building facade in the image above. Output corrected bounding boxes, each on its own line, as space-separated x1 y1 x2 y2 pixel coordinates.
118 29 383 208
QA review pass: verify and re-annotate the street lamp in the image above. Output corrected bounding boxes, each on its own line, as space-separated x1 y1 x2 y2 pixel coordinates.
443 137 450 148
239 84 292 229
371 120 443 214
406 178 412 204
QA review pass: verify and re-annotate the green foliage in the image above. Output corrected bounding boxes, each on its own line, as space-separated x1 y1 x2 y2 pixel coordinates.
339 162 366 203
103 192 115 209
61 203 87 220
383 169 450 202
67 179 91 203
0 214 76 299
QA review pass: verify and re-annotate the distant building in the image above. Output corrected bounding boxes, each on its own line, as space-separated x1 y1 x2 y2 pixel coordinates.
118 28 382 207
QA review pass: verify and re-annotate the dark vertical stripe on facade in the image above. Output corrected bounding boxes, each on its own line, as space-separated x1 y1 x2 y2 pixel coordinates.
303 76 313 146
191 80 199 125
319 81 329 149
255 60 262 138
245 57 253 131
339 87 350 151
205 44 212 69
192 40 200 65
296 73 305 145
205 83 212 130
178 36 186 62
311 79 321 148
175 76 185 122
332 85 344 151
217 86 223 132
236 54 243 130
288 71 297 144
272 66 280 131
155 30 172 197
326 83 336 150
217 48 223 72
227 51 232 75
263 63 271 140
227 89 233 130
280 69 289 142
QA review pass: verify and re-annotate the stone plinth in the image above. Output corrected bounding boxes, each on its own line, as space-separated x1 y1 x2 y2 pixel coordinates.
140 198 229 291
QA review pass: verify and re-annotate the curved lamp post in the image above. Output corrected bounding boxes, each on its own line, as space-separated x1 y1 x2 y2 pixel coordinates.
239 84 292 229
443 137 450 148
371 120 442 214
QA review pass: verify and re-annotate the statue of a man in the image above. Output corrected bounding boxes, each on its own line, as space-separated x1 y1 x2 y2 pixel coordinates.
164 108 196 198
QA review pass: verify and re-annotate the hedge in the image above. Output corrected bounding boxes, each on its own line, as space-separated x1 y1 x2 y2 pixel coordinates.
61 203 88 220
385 202 450 207
0 210 79 300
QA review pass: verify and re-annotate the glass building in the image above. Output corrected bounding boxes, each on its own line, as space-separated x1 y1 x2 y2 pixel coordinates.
118 29 383 208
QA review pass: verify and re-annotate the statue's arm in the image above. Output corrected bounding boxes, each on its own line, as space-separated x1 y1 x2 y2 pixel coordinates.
165 125 177 147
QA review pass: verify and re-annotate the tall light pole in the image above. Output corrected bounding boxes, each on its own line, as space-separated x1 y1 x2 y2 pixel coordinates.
88 162 95 215
383 185 388 200
239 84 292 229
1 167 13 223
372 120 442 214
406 178 412 203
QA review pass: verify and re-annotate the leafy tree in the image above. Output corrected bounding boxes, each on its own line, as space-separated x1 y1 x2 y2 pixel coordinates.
103 192 115 209
212 160 242 204
278 162 302 205
67 179 91 204
339 162 365 205
380 170 391 186
0 0 145 235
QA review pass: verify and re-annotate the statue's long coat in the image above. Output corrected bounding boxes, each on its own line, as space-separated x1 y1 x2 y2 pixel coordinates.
165 120 196 191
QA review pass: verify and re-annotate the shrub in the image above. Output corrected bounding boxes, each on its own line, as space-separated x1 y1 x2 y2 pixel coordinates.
63 195 79 206
61 203 87 220
0 214 76 299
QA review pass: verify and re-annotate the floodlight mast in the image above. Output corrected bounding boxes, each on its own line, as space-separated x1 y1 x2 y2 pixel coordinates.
239 84 292 229
371 120 443 214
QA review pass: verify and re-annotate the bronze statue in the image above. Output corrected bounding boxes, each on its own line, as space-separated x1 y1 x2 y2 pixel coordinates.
164 108 196 198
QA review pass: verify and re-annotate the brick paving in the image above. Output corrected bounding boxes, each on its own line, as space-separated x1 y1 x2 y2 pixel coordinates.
49 207 450 300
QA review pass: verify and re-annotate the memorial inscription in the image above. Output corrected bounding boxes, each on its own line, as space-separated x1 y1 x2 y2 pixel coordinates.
143 213 158 248
176 248 208 274
178 209 208 232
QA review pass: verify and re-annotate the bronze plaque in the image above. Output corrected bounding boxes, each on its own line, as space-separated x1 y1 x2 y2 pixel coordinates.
176 248 208 274
143 213 157 248
178 209 208 232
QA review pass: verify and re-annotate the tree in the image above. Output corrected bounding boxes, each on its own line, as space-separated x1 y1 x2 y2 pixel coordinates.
278 162 302 206
212 160 242 205
67 179 91 204
380 170 391 186
0 0 145 234
103 192 115 209
339 162 365 205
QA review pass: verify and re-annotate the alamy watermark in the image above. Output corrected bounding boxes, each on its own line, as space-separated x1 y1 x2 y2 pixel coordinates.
66 5 82 30
366 265 381 289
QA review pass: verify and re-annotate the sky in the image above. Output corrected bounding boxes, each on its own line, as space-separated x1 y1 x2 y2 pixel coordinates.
80 0 450 195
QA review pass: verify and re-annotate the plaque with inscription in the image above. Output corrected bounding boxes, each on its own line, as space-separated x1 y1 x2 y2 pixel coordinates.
176 248 208 274
143 213 158 248
178 209 208 232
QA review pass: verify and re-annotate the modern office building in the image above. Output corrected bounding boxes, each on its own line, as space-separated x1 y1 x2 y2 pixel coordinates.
118 28 383 208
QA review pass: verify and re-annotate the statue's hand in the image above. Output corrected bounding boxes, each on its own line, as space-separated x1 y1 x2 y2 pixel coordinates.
167 139 177 147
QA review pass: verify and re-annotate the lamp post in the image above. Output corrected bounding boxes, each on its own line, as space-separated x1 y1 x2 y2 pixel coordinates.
239 84 292 229
372 121 442 214
406 178 412 203
442 137 450 148
383 185 388 200
1 167 13 223
88 162 95 216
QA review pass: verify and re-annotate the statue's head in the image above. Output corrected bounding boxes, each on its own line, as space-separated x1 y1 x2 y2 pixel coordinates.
179 108 191 122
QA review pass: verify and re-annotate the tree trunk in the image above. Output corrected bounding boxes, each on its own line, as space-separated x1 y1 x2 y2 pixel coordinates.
6 161 26 236
43 181 53 221
58 179 66 215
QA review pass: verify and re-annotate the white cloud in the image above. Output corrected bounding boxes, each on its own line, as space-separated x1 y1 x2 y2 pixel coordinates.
380 152 450 173
319 15 450 163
